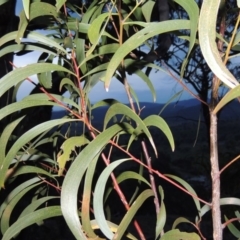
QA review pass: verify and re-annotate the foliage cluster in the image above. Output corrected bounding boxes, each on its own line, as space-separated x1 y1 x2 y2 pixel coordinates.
0 0 240 239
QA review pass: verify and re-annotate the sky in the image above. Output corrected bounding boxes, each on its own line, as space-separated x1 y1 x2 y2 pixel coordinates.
15 1 193 104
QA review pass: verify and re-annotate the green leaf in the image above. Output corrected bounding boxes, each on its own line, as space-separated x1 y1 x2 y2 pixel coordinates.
56 0 66 11
174 0 199 77
142 0 155 22
0 31 67 55
200 197 240 218
38 71 52 89
10 166 55 179
18 196 59 219
0 43 58 59
0 182 42 234
224 215 240 238
164 174 201 213
160 229 200 240
57 136 90 176
90 219 137 240
172 217 193 229
0 117 25 168
0 178 41 220
0 119 77 188
61 124 123 240
93 159 130 239
104 20 190 89
143 115 175 151
2 206 62 240
213 85 240 114
87 12 116 56
22 0 30 19
155 186 166 239
16 2 59 44
104 102 157 156
81 154 101 239
0 63 74 97
114 189 154 240
198 0 239 88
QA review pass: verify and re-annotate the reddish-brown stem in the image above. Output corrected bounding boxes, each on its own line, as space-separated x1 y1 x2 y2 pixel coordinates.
141 141 160 214
89 131 146 240
222 218 240 229
219 154 240 175
110 139 211 206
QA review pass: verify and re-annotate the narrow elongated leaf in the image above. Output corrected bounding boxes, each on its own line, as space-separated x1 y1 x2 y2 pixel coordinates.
200 197 240 218
1 182 42 234
198 0 239 88
56 0 66 11
174 0 199 77
0 63 74 97
18 196 59 219
0 43 58 58
0 31 67 55
61 124 123 240
0 178 41 219
160 229 200 240
90 220 137 240
93 159 131 240
104 102 157 156
0 117 24 167
142 0 155 22
0 100 55 122
155 186 166 239
0 119 77 187
104 20 190 89
224 216 240 238
114 189 154 240
17 2 59 43
143 115 174 151
164 174 201 213
213 85 240 114
22 0 30 19
81 154 101 239
10 166 55 179
172 217 193 229
2 206 62 240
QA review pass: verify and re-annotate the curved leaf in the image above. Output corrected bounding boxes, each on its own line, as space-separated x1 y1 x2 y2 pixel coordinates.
104 20 190 89
61 124 123 240
114 189 154 240
104 102 157 156
2 206 62 240
200 197 240 218
198 0 239 88
93 159 131 240
90 219 137 240
0 31 67 55
164 174 201 213
160 229 200 240
143 115 175 151
0 63 75 97
0 178 41 220
18 196 59 219
174 0 199 77
156 186 166 239
224 215 240 238
81 154 101 239
213 84 240 114
0 182 42 234
0 119 77 187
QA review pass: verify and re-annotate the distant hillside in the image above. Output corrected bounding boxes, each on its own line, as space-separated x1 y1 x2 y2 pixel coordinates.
51 98 240 127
